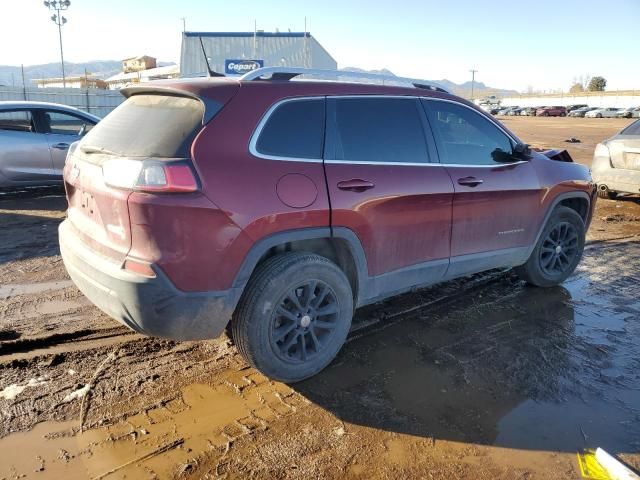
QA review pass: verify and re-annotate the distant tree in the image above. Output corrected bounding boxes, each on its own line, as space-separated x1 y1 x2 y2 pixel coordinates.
588 76 607 92
569 82 584 93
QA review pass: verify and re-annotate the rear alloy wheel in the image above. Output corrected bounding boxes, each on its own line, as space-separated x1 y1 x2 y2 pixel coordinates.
515 206 585 287
231 253 353 382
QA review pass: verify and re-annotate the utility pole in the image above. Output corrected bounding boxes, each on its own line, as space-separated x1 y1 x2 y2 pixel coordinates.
469 69 478 101
181 17 186 33
44 1 71 88
253 19 257 58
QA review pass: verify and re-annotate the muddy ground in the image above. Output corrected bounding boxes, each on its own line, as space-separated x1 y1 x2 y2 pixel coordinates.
0 117 639 479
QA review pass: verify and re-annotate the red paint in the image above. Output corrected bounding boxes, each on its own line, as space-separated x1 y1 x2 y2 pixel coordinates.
63 77 595 293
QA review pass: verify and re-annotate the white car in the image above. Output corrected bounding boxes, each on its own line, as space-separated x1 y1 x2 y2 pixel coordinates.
585 107 621 118
592 119 640 198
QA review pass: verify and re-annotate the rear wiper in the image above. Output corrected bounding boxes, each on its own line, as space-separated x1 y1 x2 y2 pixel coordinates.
79 145 119 156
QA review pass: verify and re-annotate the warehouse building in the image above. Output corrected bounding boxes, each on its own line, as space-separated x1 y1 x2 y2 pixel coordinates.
180 31 337 77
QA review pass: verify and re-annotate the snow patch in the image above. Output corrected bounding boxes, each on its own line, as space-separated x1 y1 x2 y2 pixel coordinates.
62 384 90 403
0 376 49 401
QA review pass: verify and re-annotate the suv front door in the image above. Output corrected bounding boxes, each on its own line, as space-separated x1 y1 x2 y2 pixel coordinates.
422 99 543 277
34 109 93 175
324 96 455 297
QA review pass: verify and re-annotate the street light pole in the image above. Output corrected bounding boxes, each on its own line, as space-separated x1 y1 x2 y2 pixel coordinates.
44 1 71 88
469 69 478 102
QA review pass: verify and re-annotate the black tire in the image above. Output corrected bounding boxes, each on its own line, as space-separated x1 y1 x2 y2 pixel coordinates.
596 113 602 118
560 112 566 117
515 206 585 287
231 252 353 383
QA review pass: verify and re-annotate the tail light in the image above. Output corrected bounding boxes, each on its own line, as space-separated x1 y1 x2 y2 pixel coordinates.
102 159 199 193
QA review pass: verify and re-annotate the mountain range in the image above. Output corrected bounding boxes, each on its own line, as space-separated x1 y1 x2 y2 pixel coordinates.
0 60 173 86
340 67 518 98
0 61 518 98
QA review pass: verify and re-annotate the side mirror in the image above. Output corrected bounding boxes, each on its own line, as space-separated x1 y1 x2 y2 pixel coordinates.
78 123 87 137
513 142 531 158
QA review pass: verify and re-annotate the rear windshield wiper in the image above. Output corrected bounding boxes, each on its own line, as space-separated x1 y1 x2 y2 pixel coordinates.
80 145 119 156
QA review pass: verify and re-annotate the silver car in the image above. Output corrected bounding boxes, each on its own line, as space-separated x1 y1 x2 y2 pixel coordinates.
592 119 640 198
0 101 99 188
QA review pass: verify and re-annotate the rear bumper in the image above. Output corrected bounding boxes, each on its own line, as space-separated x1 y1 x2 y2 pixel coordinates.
59 219 241 341
592 168 640 195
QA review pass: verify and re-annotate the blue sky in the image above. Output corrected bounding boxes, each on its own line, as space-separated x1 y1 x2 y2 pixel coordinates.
7 0 640 91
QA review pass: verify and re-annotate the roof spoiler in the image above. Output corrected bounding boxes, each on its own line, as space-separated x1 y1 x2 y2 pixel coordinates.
120 85 223 124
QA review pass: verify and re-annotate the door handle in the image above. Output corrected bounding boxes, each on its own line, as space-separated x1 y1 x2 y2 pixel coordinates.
337 179 375 192
457 176 484 187
52 143 70 150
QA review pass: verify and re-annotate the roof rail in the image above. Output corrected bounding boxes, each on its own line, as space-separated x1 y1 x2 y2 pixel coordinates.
239 67 450 93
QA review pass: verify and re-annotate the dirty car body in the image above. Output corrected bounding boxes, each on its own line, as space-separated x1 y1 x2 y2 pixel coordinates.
59 70 596 381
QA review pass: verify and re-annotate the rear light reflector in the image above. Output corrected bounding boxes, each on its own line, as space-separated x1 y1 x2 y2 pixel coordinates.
123 258 156 278
102 159 199 193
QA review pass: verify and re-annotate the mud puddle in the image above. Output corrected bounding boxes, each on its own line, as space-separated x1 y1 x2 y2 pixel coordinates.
0 370 299 479
1 240 639 479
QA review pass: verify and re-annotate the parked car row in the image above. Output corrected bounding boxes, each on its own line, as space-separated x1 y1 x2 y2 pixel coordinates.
490 104 640 118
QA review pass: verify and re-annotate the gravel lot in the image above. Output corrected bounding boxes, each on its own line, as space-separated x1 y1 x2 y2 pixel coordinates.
0 117 639 479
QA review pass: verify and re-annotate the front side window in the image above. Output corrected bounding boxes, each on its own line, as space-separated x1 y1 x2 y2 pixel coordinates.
424 100 513 165
255 99 325 159
329 97 430 164
42 111 92 136
0 110 33 133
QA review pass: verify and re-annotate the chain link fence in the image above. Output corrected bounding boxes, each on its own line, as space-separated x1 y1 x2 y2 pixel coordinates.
0 86 123 117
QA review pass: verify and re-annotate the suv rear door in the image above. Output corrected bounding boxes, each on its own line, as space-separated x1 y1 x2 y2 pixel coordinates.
422 99 543 277
324 96 454 288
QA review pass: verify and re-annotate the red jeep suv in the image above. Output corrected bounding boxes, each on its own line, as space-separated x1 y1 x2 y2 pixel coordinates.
59 68 596 382
536 106 568 117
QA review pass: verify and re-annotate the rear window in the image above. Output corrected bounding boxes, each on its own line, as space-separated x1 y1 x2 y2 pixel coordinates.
621 119 640 135
0 110 33 133
80 94 204 158
255 99 325 159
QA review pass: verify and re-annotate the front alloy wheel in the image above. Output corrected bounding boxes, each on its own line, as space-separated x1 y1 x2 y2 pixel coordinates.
539 222 579 276
515 206 586 287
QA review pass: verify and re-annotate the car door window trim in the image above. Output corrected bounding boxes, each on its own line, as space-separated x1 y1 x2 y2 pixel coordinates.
249 95 521 166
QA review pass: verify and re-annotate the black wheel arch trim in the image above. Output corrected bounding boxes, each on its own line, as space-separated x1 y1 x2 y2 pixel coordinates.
527 191 591 259
231 227 369 305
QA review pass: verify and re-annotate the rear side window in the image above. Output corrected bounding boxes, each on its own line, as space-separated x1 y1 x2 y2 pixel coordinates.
255 99 325 159
0 110 33 133
424 100 513 165
80 94 204 158
41 111 93 135
621 119 640 135
328 97 429 163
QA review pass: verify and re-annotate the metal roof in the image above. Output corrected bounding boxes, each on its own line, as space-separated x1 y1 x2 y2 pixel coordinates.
183 31 311 38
